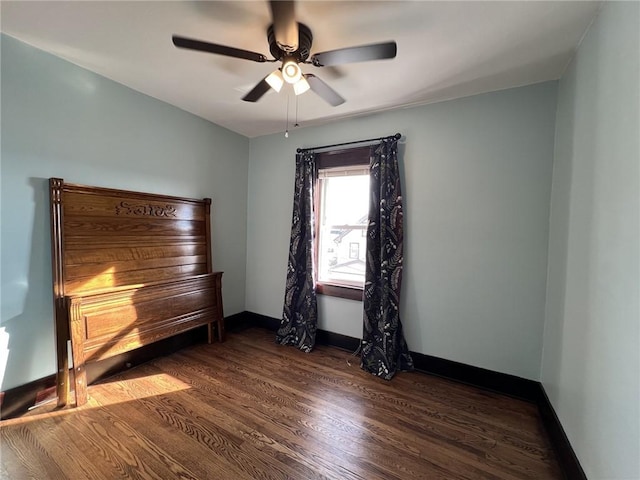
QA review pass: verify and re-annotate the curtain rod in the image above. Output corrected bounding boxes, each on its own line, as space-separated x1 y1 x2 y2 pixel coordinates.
296 133 401 154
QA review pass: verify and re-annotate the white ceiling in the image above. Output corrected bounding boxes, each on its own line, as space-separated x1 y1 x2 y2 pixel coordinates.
1 1 600 138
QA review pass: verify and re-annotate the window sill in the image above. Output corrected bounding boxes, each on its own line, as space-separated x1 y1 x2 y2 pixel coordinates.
316 283 363 301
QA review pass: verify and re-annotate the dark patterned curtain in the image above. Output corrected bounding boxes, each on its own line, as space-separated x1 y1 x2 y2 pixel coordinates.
276 151 318 352
361 138 414 379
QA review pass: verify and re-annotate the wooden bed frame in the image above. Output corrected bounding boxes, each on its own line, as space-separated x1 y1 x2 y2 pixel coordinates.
49 178 224 407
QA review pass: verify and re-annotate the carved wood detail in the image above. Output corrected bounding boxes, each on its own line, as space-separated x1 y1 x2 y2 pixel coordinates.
115 201 178 217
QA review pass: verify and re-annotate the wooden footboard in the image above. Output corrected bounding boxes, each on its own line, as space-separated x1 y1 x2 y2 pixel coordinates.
49 178 224 407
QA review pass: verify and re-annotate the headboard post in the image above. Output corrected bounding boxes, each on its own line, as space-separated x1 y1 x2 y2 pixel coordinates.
49 178 70 407
67 296 88 406
204 198 213 273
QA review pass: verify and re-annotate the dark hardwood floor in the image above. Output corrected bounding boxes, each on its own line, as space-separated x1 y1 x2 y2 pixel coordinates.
1 328 562 479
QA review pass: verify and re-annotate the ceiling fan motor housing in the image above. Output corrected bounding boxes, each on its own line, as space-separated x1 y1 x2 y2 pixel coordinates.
268 23 313 63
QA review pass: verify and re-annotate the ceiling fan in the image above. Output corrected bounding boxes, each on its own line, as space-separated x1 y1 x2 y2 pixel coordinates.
172 0 397 106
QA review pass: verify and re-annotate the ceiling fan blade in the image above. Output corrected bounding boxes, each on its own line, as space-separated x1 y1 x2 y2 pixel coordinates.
305 74 345 106
269 1 298 52
311 41 397 67
242 77 272 102
172 35 267 63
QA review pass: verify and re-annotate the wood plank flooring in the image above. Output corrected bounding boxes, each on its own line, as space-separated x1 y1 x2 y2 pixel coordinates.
1 328 563 479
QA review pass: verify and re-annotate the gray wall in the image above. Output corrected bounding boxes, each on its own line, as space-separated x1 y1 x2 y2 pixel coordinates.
542 2 640 478
0 35 250 390
246 82 558 380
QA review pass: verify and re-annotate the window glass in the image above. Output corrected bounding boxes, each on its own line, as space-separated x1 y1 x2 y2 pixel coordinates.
317 169 369 287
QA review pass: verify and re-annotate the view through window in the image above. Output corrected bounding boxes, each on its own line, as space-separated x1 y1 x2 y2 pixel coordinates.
317 166 369 288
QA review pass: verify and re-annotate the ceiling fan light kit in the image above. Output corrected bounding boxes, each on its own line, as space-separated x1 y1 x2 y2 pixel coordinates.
266 70 284 92
172 0 397 107
282 58 302 84
293 76 311 96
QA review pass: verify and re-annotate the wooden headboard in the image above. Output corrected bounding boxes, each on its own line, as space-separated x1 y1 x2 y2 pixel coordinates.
49 178 224 407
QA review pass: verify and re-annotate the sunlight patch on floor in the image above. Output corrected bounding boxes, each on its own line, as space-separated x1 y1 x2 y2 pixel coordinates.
90 372 192 404
1 373 191 426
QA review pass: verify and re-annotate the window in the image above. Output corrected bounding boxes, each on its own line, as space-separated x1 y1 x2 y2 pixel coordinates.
315 146 371 301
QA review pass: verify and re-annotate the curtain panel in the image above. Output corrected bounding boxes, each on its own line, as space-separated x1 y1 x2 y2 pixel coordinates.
361 138 414 379
276 151 318 352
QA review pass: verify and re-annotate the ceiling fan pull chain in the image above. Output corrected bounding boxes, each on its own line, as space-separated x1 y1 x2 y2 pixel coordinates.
285 93 290 138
